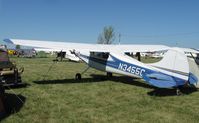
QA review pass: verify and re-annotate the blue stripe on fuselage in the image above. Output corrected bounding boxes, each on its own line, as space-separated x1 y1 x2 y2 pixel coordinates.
107 55 190 87
107 55 152 77
80 53 188 87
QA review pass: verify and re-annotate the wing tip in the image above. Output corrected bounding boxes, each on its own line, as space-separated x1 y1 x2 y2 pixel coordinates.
3 39 14 44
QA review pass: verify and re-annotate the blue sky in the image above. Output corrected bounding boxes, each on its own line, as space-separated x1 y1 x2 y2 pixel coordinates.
0 0 199 48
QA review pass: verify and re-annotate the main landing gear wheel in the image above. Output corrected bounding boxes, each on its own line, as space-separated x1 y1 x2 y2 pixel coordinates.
75 66 89 80
75 73 81 80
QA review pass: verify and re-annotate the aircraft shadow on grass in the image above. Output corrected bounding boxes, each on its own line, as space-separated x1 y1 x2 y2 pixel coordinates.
34 74 198 96
34 74 152 89
34 74 108 85
0 93 26 121
147 87 198 96
113 76 198 96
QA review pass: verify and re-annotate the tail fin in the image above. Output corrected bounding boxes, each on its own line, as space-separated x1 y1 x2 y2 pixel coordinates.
150 48 189 75
142 48 190 88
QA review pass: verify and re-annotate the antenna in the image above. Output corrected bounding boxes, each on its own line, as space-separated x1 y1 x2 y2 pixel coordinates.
176 41 178 47
118 33 121 44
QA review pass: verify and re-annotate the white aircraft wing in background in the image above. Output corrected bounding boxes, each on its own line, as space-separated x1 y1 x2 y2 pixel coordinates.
4 39 170 53
34 48 80 62
5 39 199 54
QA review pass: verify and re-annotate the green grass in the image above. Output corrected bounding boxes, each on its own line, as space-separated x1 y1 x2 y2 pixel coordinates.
1 57 199 123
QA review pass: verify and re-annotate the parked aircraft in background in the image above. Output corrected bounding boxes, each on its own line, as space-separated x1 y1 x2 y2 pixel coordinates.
140 52 165 58
4 39 199 95
34 48 80 62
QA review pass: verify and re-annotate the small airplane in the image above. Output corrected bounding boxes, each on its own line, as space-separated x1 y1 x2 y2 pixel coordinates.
4 39 199 95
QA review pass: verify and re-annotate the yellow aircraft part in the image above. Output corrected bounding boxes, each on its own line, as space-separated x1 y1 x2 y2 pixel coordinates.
8 50 16 55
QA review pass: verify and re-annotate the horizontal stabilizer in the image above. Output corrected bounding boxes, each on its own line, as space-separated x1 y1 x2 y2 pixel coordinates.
3 39 14 44
189 73 198 84
187 57 199 87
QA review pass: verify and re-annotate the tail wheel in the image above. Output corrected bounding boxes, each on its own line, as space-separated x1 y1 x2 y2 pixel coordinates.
75 73 81 80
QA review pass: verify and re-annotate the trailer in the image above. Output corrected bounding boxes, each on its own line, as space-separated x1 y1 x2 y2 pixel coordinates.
0 45 24 87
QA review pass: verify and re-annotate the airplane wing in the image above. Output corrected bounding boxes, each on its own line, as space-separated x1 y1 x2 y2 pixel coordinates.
4 39 170 53
34 48 80 62
181 48 199 54
34 48 61 52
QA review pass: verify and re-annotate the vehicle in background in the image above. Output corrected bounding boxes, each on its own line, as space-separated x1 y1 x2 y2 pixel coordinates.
0 45 24 87
16 49 36 58
35 48 80 62
8 49 17 55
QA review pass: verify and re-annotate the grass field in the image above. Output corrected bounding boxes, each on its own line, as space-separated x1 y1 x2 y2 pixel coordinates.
1 57 199 123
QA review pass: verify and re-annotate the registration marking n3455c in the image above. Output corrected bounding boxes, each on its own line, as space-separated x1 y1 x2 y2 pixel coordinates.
118 63 145 77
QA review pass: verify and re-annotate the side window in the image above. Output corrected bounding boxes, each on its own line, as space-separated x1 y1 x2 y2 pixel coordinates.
90 52 109 60
196 54 199 65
